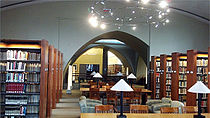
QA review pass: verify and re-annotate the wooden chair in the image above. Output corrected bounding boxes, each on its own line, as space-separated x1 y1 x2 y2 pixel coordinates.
131 88 142 104
160 107 179 114
123 91 133 105
182 106 198 113
106 89 117 106
95 105 114 113
89 88 100 100
130 105 149 113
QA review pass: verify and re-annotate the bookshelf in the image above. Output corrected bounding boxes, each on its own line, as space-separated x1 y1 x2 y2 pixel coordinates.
59 53 63 98
186 50 209 113
166 56 172 98
150 56 156 99
160 55 166 99
52 49 58 109
56 51 61 102
171 53 187 105
47 45 54 117
0 39 49 118
155 57 161 99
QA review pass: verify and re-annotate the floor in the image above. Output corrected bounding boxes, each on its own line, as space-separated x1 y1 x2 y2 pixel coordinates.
51 89 81 118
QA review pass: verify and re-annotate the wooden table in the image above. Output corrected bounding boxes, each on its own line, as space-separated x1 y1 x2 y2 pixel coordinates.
80 88 152 104
81 113 210 118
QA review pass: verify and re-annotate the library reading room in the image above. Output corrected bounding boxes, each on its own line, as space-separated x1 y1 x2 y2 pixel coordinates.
0 0 210 118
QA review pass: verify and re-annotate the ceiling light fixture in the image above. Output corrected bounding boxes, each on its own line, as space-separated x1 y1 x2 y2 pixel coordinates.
100 23 106 29
88 0 171 29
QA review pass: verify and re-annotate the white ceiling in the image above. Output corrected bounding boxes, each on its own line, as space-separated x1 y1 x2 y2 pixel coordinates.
1 0 209 23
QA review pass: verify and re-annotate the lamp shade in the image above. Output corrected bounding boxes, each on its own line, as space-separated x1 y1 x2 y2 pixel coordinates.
127 73 136 79
111 79 134 91
116 72 123 76
90 71 96 76
93 72 103 78
188 81 210 93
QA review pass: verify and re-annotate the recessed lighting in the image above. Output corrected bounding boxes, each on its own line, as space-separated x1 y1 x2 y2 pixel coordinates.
155 24 159 28
129 18 133 21
167 9 170 12
126 0 130 2
166 19 170 23
101 16 104 18
100 24 106 29
132 11 135 14
149 16 152 19
88 16 98 27
116 18 120 20
132 26 136 30
158 15 162 18
91 7 94 9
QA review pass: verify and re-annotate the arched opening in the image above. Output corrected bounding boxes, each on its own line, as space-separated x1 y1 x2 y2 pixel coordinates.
64 31 149 88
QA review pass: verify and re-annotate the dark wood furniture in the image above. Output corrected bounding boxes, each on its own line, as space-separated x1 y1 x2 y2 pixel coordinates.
89 88 100 100
106 89 117 106
129 105 148 113
95 105 114 113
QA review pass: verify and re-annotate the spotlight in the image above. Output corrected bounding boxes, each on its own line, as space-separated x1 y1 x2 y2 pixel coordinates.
166 19 170 23
110 12 113 16
126 0 130 2
101 16 104 18
91 6 94 9
149 16 152 19
159 1 168 8
100 23 106 29
132 26 136 30
141 0 150 4
167 9 170 12
118 27 121 29
128 18 133 21
132 10 135 14
88 16 98 27
116 18 120 21
155 24 159 28
158 15 162 18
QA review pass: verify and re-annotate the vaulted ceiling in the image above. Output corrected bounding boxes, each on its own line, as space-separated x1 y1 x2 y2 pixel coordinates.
1 0 209 23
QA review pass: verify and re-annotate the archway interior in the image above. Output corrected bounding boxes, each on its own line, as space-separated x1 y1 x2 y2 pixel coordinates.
64 31 149 88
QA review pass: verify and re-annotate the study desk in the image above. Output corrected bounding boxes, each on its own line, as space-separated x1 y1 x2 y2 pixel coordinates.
80 113 210 118
80 88 152 104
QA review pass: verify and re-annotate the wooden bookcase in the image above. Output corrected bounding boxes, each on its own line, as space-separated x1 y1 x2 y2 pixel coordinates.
150 56 161 99
0 39 48 118
186 50 209 113
56 51 61 102
52 49 58 109
171 53 187 105
47 45 54 117
59 53 63 98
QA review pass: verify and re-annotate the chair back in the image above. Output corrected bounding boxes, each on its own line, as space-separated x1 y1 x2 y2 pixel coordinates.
95 105 114 113
130 105 148 113
160 107 179 114
106 89 117 105
89 88 100 100
182 106 198 113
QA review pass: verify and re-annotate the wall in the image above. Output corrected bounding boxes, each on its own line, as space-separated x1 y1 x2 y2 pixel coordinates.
73 48 103 74
136 56 147 79
1 1 209 69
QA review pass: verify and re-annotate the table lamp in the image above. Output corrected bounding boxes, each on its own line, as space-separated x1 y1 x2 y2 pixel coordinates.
93 72 102 88
111 79 133 118
188 81 210 118
127 73 136 87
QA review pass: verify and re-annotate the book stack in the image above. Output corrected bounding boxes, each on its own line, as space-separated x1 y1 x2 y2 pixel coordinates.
6 62 26 71
6 73 25 82
6 83 25 93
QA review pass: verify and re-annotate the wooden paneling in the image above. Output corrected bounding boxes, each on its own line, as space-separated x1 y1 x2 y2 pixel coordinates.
47 45 54 117
52 49 58 108
171 53 180 100
151 56 156 99
186 50 197 106
160 54 167 99
208 47 210 113
56 51 61 102
40 40 49 118
59 53 63 98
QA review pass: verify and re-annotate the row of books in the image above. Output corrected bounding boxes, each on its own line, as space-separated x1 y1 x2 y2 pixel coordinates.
179 75 187 80
179 88 187 94
166 67 172 72
28 95 40 103
6 98 27 105
27 106 39 114
166 79 171 84
6 73 25 82
1 95 40 105
197 76 208 83
156 67 160 72
6 62 26 71
156 77 160 83
179 61 187 67
166 61 172 66
179 67 187 73
166 86 171 90
25 63 41 72
5 106 26 116
166 73 171 78
0 62 6 71
0 73 6 82
25 73 40 82
6 83 25 93
156 94 160 98
179 81 187 87
5 50 41 61
196 94 207 99
197 67 208 74
197 101 207 107
156 62 160 67
26 85 40 93
197 59 208 66
166 92 171 97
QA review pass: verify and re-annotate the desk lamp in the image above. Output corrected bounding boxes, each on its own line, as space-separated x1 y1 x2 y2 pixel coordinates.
127 73 136 88
111 79 133 118
93 72 102 88
188 81 210 118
